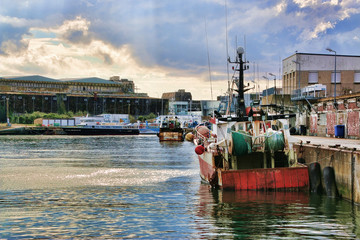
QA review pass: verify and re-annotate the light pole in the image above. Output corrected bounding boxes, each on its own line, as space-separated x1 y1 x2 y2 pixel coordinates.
269 73 277 108
292 60 301 98
6 97 10 126
326 47 337 108
262 75 269 105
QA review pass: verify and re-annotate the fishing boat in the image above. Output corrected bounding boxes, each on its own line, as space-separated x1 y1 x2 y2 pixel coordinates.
192 47 309 191
157 116 185 141
61 125 139 135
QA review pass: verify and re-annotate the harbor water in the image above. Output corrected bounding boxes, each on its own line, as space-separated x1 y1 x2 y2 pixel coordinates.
0 135 359 239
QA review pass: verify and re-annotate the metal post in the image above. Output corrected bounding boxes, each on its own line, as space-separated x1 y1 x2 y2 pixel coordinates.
326 48 337 108
262 75 269 105
269 73 277 111
334 52 337 106
292 60 301 98
228 47 246 117
32 97 35 112
6 97 10 126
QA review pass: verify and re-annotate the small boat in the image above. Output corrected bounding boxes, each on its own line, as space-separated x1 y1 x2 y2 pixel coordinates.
61 125 139 135
134 121 160 135
157 116 185 141
191 46 309 191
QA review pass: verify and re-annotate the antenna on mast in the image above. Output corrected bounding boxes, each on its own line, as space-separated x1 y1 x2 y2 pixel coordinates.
225 0 230 95
235 35 237 58
228 46 246 117
244 35 246 62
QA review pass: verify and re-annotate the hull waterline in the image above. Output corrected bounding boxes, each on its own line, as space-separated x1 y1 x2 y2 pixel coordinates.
198 153 309 191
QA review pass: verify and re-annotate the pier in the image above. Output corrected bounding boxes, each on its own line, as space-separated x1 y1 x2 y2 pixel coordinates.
292 135 360 203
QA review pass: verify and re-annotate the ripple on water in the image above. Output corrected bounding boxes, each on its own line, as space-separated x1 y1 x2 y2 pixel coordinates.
0 136 359 239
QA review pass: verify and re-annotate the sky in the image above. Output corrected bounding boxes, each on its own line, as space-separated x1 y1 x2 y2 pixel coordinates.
0 0 360 100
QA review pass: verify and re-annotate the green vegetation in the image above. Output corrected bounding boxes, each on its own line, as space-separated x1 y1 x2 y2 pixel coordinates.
137 113 157 122
56 94 67 114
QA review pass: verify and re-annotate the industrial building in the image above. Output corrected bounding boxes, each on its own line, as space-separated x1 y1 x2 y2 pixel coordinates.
161 89 220 117
282 52 360 99
0 75 168 117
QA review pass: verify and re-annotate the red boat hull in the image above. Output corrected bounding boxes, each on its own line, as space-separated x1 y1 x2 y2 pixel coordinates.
198 154 309 191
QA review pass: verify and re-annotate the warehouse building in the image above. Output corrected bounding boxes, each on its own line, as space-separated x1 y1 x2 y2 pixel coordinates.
0 75 168 116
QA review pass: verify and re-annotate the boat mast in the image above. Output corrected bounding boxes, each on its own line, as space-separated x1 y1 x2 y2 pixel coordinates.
228 47 246 117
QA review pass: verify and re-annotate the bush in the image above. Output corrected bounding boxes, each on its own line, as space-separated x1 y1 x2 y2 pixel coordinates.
129 115 136 123
146 113 157 120
138 116 145 122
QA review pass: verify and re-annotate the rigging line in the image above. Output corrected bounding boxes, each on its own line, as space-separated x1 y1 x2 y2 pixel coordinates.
225 0 230 94
205 17 213 100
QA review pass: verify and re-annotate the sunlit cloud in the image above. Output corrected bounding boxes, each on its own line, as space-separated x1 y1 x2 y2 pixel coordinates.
0 0 360 99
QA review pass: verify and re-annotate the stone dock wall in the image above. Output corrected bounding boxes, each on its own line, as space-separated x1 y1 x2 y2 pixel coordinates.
294 142 360 203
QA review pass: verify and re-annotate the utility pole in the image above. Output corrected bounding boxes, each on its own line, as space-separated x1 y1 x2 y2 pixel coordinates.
6 97 10 126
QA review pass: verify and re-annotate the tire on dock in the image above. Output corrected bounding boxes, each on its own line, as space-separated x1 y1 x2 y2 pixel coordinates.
323 166 339 198
309 162 322 194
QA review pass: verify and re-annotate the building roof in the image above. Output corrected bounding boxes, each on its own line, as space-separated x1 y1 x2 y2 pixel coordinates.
1 75 124 85
283 52 360 61
162 89 192 101
65 77 121 85
1 75 61 83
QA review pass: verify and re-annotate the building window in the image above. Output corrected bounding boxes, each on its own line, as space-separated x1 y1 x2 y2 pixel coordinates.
331 72 341 83
308 72 318 83
354 72 360 83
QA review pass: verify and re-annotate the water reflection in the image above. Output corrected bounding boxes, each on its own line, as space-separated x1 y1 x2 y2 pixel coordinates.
196 183 360 239
0 135 359 239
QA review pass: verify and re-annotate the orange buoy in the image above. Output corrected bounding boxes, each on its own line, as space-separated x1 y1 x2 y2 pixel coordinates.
185 132 194 142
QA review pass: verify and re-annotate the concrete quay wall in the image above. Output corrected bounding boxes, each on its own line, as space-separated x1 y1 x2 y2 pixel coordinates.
294 142 360 203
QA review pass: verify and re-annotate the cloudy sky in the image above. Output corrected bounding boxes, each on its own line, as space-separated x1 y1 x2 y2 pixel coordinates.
0 0 360 99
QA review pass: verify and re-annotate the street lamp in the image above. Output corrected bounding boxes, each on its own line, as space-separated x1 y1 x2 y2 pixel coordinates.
262 75 269 105
269 73 277 107
326 47 337 108
6 97 10 126
292 60 301 98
